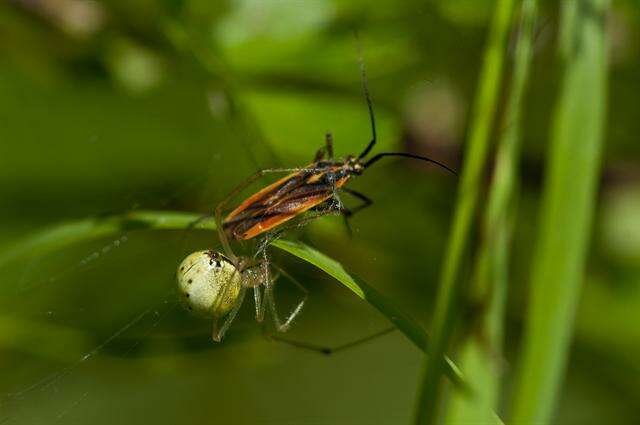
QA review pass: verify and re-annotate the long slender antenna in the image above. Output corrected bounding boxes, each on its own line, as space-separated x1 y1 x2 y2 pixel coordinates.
355 32 377 160
364 152 458 176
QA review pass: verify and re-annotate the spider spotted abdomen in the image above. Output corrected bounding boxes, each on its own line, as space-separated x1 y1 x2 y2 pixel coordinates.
176 250 242 317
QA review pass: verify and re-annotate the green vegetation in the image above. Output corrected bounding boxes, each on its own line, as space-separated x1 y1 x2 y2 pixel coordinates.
510 0 610 422
415 0 515 422
1 0 635 424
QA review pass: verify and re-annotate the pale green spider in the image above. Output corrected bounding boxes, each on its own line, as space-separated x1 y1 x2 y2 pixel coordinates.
176 249 306 342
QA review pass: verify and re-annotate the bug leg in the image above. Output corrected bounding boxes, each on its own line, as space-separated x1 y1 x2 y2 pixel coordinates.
341 187 374 216
342 213 354 238
212 285 247 342
325 131 334 160
313 132 334 162
328 188 372 238
265 264 308 332
265 326 397 355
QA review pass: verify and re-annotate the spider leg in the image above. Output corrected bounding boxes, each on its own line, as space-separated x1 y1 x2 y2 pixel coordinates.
265 326 397 355
253 285 264 322
211 285 247 342
265 263 308 332
253 255 280 323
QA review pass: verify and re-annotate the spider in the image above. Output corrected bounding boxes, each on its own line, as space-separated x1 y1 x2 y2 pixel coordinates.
176 249 305 342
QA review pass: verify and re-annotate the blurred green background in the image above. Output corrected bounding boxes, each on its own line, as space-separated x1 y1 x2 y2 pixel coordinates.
0 0 638 424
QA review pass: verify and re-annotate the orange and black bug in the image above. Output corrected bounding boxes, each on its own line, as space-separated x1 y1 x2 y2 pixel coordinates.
214 56 456 258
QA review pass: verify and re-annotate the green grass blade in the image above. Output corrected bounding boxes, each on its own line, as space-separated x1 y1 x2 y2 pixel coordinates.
0 210 216 268
0 210 465 387
414 0 515 423
271 239 465 387
509 0 609 423
445 1 537 423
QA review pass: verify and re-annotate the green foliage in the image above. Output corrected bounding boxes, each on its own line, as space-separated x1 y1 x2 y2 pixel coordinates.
446 0 537 423
0 210 465 386
510 0 610 422
0 0 634 423
414 0 516 422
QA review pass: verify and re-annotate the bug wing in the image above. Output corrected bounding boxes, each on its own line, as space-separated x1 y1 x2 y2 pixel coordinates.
223 165 350 240
234 190 335 240
225 171 305 222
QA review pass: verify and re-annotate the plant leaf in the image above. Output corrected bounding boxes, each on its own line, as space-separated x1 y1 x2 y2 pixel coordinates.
0 210 466 388
445 0 537 423
271 239 465 387
509 0 609 422
414 0 516 422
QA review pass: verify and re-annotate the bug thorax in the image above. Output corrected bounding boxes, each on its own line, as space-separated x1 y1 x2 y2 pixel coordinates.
344 155 365 175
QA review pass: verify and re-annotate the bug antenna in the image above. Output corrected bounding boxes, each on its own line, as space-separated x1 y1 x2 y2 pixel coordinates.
364 152 458 176
354 31 377 160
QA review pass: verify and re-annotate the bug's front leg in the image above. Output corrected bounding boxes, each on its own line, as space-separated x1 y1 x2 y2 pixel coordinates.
313 131 334 162
325 131 334 160
341 187 373 216
327 188 373 238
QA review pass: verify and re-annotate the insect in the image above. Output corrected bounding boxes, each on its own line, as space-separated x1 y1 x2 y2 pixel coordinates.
177 249 306 342
216 51 456 254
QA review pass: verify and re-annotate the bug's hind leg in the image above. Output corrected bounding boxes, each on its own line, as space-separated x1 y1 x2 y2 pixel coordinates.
311 188 372 238
341 213 354 239
339 187 374 237
341 188 373 216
